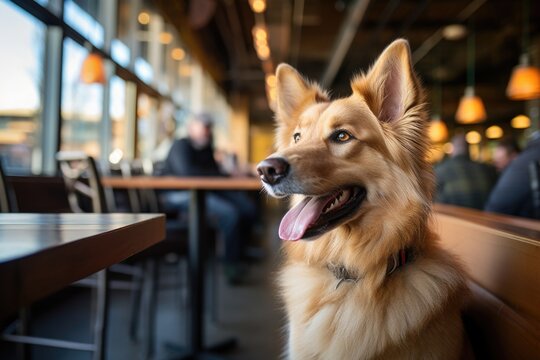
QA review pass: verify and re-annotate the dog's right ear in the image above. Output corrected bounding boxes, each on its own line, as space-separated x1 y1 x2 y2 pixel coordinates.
276 64 327 121
352 39 422 124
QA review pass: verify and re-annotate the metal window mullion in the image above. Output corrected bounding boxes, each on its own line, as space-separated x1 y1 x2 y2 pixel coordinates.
41 25 64 175
97 0 117 164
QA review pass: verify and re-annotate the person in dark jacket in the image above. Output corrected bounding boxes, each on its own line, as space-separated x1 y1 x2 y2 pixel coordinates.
485 131 540 219
434 134 498 210
492 137 520 173
162 113 257 284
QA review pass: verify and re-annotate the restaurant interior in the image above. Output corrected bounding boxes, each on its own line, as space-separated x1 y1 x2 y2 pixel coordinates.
1 0 539 359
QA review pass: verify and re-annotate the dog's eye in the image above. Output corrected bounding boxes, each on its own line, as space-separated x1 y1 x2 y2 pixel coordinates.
331 130 353 143
293 133 301 143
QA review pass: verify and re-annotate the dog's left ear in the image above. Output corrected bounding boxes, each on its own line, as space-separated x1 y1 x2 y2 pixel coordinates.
276 64 328 121
353 39 422 123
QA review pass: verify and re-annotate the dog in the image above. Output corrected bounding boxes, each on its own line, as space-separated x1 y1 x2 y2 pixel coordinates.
256 39 468 359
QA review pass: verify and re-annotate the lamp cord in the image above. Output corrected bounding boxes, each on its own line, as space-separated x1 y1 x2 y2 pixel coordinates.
467 21 475 88
522 0 530 54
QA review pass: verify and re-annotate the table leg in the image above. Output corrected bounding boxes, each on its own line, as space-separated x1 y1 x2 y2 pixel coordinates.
188 189 206 354
169 189 236 359
93 268 109 360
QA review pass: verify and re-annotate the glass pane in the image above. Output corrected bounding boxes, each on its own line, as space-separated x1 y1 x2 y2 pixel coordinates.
0 1 45 174
61 38 104 158
64 0 104 47
109 75 134 163
113 0 132 67
134 57 153 84
111 39 130 68
136 94 158 160
34 0 63 15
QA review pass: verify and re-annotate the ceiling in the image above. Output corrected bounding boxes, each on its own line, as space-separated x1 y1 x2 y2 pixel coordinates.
157 0 540 129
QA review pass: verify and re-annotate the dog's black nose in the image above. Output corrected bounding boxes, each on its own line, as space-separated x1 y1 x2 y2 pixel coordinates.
256 157 290 185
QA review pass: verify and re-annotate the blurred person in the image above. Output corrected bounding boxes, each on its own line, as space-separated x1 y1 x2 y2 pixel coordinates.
493 137 520 173
434 134 498 209
162 113 258 284
485 131 540 219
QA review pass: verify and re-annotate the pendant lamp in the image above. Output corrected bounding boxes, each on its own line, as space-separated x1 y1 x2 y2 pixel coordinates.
81 52 106 84
456 26 486 124
506 0 540 100
429 78 449 143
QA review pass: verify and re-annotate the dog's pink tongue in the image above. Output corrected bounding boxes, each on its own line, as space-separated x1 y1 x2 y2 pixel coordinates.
279 196 328 241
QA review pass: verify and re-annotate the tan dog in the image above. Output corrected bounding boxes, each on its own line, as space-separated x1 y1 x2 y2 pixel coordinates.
257 39 467 359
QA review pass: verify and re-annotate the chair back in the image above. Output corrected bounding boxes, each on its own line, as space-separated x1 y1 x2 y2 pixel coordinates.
119 159 160 213
529 160 540 219
56 151 109 213
0 156 17 212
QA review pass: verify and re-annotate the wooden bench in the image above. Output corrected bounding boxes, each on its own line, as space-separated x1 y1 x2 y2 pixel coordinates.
434 204 540 359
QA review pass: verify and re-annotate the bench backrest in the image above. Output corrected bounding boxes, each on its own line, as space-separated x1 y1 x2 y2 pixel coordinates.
434 204 540 359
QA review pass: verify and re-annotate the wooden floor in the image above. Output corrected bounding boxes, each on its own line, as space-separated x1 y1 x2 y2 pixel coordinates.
0 207 286 360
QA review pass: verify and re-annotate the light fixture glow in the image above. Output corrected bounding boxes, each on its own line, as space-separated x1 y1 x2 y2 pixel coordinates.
485 125 503 139
159 32 173 44
138 11 150 25
255 37 268 48
428 117 449 143
171 47 186 61
506 55 540 100
256 45 270 60
109 149 124 164
178 63 192 77
252 26 267 41
442 24 467 41
455 86 486 124
443 142 454 154
511 114 531 129
265 74 277 88
249 0 266 13
465 130 482 144
80 53 106 84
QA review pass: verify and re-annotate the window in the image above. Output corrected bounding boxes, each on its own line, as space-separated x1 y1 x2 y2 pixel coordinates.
110 75 136 162
0 0 45 174
60 38 104 158
113 0 133 67
64 0 105 48
136 93 159 160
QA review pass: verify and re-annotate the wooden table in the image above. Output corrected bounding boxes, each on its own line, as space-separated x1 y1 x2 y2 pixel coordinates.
0 213 165 358
102 176 262 359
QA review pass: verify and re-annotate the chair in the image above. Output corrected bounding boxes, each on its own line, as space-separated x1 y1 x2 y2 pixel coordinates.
0 156 17 213
112 159 189 358
528 160 540 219
0 157 111 359
55 151 141 359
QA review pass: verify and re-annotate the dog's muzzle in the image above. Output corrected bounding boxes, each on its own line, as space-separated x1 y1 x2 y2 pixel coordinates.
256 157 289 185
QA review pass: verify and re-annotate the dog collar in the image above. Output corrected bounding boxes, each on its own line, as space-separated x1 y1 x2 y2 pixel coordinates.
328 248 415 289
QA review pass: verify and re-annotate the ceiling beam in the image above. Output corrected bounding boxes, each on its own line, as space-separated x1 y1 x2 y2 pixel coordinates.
320 0 370 87
412 0 487 64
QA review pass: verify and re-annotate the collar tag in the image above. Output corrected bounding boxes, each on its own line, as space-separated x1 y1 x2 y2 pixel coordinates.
328 247 415 289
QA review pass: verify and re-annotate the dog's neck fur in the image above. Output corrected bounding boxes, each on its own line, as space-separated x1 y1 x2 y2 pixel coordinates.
284 205 432 291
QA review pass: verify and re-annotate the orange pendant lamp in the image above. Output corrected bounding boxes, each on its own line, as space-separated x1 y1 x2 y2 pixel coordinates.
456 86 486 124
456 26 486 124
429 117 449 143
507 0 540 100
429 80 449 143
506 55 540 100
81 52 106 84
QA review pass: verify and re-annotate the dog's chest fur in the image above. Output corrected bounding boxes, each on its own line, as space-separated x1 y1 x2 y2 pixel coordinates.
279 251 465 360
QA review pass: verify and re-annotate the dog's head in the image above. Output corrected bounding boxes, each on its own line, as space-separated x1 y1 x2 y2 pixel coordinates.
257 39 433 242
